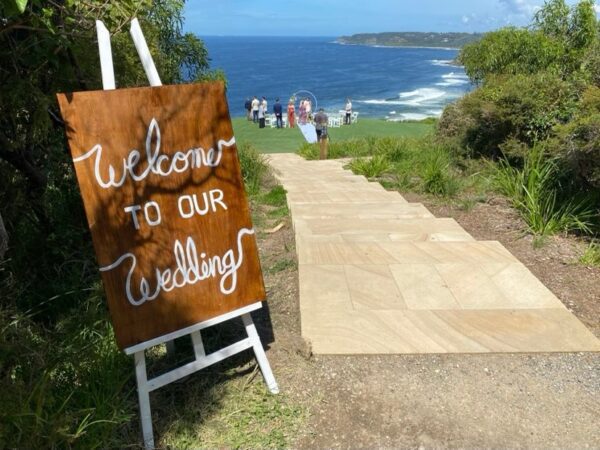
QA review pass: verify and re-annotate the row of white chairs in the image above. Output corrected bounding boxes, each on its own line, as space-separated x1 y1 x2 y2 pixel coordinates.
263 111 359 129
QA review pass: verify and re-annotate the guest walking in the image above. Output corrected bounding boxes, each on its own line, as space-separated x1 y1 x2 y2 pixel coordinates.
251 96 259 123
273 98 283 128
287 100 296 128
345 98 352 125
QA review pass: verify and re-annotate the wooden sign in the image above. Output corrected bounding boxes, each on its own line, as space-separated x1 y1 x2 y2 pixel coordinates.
57 82 265 350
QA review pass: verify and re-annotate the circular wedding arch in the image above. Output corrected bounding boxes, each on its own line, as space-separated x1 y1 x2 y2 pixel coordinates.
292 90 318 110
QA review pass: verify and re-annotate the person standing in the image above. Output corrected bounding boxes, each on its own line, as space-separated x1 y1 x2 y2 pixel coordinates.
299 99 307 125
305 98 312 121
287 100 296 128
273 98 283 128
345 98 352 125
314 108 329 159
244 98 252 121
251 96 259 123
261 96 268 114
258 101 266 129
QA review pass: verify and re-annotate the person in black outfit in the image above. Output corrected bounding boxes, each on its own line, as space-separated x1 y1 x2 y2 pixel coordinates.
273 98 283 128
244 98 252 121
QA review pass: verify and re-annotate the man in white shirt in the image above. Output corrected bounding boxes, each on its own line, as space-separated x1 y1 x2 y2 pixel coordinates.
345 98 352 125
251 96 260 123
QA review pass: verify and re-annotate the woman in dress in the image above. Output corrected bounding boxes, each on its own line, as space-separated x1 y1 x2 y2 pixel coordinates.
287 101 296 128
305 98 312 122
299 99 307 125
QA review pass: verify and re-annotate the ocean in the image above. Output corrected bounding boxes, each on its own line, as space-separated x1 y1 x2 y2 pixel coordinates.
200 36 471 120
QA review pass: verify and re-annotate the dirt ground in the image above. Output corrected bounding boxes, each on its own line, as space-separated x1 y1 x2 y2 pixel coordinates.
255 191 600 449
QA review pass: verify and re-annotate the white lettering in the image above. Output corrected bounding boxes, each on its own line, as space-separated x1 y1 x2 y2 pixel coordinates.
144 201 161 227
99 228 254 306
124 205 142 230
73 118 235 189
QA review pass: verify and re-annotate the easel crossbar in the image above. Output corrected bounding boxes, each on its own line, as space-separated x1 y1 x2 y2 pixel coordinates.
146 337 253 392
124 302 262 355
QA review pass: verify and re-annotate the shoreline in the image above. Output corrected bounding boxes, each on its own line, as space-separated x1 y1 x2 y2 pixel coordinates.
333 40 460 51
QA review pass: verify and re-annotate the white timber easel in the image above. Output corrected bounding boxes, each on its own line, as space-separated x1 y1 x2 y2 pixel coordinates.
95 19 279 450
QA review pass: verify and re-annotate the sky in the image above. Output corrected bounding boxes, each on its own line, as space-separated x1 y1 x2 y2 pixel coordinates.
183 0 597 36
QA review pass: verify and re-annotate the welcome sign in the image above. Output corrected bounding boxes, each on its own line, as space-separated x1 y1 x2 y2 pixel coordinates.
57 82 265 350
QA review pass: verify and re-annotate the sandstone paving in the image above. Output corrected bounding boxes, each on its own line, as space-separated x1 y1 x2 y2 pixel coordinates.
268 153 600 354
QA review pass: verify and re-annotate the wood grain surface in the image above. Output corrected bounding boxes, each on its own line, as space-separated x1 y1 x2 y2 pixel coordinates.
57 82 265 350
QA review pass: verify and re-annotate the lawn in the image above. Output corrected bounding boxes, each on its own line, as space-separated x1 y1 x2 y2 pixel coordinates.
232 117 434 153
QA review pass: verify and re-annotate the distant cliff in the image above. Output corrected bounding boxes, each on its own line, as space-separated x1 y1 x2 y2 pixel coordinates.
336 32 482 49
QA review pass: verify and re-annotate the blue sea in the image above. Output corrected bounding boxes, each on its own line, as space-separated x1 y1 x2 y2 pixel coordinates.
200 36 471 120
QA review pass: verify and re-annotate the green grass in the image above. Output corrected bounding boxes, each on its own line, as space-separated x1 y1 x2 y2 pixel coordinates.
580 240 600 266
232 117 434 153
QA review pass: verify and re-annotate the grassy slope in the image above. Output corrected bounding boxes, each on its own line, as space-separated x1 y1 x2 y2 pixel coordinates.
232 118 434 153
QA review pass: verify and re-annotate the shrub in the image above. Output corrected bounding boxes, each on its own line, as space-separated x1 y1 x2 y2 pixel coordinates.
459 28 563 83
348 155 391 179
550 86 600 188
437 72 579 159
422 149 461 197
580 240 600 266
494 146 595 235
237 143 268 195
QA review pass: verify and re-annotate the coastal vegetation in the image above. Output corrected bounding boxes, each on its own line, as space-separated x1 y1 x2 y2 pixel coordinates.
336 32 482 48
307 0 599 242
0 2 301 448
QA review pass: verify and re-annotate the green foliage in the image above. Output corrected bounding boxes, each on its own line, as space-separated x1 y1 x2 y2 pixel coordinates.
348 155 391 178
0 2 229 448
550 86 600 188
260 185 288 207
437 71 579 158
237 143 268 196
422 149 461 197
579 240 600 266
493 146 595 235
460 0 598 84
460 28 563 83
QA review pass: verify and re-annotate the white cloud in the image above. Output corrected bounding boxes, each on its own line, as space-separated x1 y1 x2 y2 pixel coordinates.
498 0 540 17
462 15 470 23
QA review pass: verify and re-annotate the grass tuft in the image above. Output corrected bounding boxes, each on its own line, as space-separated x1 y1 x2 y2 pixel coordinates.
580 240 600 266
494 147 595 236
348 155 391 178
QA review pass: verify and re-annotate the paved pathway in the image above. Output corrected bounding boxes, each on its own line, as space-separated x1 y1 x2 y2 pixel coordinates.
268 154 600 354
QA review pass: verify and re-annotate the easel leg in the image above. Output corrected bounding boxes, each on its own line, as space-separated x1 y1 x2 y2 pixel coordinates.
134 351 155 449
241 313 279 394
191 330 206 359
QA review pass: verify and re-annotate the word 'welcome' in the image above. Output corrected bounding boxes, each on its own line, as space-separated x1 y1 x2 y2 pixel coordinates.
73 118 235 189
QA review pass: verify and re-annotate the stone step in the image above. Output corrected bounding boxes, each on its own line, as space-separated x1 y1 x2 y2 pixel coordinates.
294 217 474 242
287 190 406 205
300 308 600 354
290 202 434 220
297 241 519 265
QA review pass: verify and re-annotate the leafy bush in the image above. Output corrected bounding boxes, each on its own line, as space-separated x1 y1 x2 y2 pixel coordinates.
422 149 461 197
237 143 268 195
460 28 563 83
437 71 579 159
550 86 600 188
494 146 595 235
